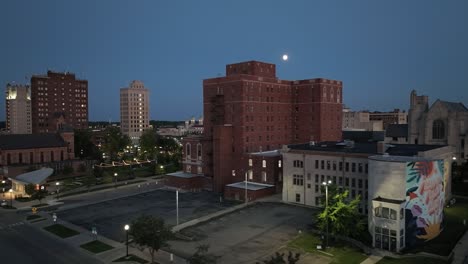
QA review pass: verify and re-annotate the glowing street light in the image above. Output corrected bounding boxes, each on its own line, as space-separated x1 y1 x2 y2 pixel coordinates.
124 224 130 257
322 180 332 249
9 189 13 207
114 173 118 188
56 182 60 200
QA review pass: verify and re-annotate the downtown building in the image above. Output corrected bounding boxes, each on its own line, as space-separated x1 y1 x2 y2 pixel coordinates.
120 81 150 144
281 141 453 252
167 61 343 200
5 83 32 134
30 71 88 133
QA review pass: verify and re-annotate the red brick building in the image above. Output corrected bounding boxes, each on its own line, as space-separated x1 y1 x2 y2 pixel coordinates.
31 71 88 133
169 61 343 200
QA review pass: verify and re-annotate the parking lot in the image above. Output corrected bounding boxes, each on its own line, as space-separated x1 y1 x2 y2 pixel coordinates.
170 203 318 264
59 189 239 242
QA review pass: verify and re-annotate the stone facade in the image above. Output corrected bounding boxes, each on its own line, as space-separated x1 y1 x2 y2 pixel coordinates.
408 90 468 162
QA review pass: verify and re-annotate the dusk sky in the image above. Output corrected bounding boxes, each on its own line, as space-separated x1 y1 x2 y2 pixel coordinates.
1 0 467 121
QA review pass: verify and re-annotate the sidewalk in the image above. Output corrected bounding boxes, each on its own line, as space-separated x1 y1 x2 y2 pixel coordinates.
32 211 186 264
12 177 163 210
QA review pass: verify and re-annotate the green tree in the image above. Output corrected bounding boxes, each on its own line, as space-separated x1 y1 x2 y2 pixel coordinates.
187 244 217 264
256 251 300 264
129 215 173 263
25 184 36 197
102 127 130 161
74 129 102 160
139 129 158 159
31 189 47 204
316 189 364 239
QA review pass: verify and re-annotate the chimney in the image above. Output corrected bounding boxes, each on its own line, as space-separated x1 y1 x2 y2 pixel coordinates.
377 141 387 154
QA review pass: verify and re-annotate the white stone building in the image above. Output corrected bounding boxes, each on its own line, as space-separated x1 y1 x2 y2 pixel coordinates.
5 84 31 134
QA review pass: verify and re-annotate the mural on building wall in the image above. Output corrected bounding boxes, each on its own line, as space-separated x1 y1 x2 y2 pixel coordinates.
405 160 445 248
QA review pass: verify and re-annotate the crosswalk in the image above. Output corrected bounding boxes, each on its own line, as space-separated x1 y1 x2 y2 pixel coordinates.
0 221 24 230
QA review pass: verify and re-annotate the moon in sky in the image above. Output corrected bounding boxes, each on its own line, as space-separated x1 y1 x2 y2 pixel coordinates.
282 54 288 61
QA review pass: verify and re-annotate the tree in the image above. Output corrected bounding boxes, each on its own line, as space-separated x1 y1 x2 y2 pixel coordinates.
129 215 173 263
102 127 130 161
25 184 36 197
187 244 217 264
257 251 300 264
74 129 102 160
316 189 364 239
31 189 47 204
139 129 158 159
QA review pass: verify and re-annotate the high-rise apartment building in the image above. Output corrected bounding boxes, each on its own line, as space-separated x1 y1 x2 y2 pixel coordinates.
169 61 343 199
5 84 31 134
120 81 150 144
30 71 88 133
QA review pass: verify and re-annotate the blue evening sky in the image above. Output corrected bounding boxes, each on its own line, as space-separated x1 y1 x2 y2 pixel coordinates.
1 0 467 121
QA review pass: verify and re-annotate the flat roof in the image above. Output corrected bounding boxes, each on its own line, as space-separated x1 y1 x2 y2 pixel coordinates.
166 171 204 179
373 196 405 205
225 181 274 191
250 150 281 157
287 141 446 156
12 168 54 185
369 155 436 162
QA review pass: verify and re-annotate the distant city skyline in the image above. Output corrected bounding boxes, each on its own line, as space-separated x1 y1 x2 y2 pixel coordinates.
1 0 467 121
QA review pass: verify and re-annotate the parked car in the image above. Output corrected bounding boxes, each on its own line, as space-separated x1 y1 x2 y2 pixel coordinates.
1 200 7 206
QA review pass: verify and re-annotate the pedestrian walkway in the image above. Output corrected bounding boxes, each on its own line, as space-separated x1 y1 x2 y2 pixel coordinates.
31 211 186 264
11 177 162 210
360 255 383 264
452 230 468 264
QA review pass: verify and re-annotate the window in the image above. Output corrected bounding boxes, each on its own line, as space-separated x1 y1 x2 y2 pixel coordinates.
345 162 349 172
197 166 202 174
365 164 368 173
432 120 445 139
315 174 319 183
262 160 266 168
278 160 282 168
293 160 304 168
248 170 253 180
295 193 301 203
358 163 363 173
345 178 349 186
352 178 356 187
293 174 304 186
186 165 191 173
197 144 202 160
339 177 343 185
358 179 363 188
332 161 337 171
262 171 267 182
321 160 324 169
315 160 319 169
249 159 253 166
315 185 319 192
326 161 331 170
352 163 356 172
186 143 191 158
307 173 311 181
232 170 236 176
307 183 311 189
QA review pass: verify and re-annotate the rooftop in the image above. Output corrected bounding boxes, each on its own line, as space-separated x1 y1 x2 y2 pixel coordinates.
386 124 408 138
373 196 405 205
225 181 275 191
12 168 54 185
0 134 66 150
287 141 445 157
438 100 468 112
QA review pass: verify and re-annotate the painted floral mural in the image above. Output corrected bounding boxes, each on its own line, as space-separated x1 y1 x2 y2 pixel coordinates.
405 160 445 247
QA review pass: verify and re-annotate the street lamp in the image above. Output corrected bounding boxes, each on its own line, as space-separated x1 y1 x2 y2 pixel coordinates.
322 180 332 249
9 189 13 207
114 173 118 188
124 224 130 257
1 180 5 198
55 182 60 200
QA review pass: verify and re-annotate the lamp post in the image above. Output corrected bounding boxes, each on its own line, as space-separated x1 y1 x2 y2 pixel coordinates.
55 182 60 200
1 180 5 198
114 173 118 188
9 189 13 207
322 180 332 249
124 224 130 257
176 189 179 226
244 171 248 203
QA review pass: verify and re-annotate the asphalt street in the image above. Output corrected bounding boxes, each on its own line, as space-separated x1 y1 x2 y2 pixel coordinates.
0 211 102 264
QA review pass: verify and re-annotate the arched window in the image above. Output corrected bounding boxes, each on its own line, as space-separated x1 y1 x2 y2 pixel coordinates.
432 120 445 139
186 143 191 158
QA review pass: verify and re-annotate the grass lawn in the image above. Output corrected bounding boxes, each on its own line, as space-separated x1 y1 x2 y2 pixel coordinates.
288 232 368 264
44 224 80 238
113 254 148 263
405 198 468 256
80 240 114 254
377 256 448 264
26 214 42 221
